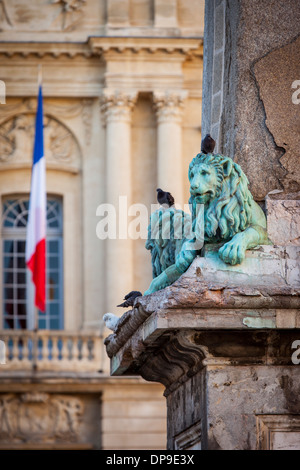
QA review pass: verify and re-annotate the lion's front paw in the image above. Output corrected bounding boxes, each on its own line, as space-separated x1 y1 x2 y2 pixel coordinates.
218 235 246 265
144 272 169 296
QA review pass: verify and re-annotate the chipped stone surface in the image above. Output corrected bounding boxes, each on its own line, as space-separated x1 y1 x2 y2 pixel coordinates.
254 36 300 193
205 366 300 450
266 191 300 245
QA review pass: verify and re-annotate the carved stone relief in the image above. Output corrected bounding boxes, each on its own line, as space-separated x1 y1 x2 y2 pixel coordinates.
51 0 87 31
0 0 13 30
0 393 84 443
0 112 81 172
0 0 86 32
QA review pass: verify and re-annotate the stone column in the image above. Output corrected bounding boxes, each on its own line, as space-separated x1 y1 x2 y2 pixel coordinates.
153 91 187 206
202 0 300 201
100 89 137 312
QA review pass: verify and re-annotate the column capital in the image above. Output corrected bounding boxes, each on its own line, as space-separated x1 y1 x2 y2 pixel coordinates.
153 90 188 124
100 89 138 124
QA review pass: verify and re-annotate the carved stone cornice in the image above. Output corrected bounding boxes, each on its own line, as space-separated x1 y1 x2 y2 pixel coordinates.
0 38 203 60
0 42 95 59
153 90 188 124
89 37 203 59
100 89 138 124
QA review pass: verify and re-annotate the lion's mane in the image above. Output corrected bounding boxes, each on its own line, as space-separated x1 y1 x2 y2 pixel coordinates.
189 153 254 241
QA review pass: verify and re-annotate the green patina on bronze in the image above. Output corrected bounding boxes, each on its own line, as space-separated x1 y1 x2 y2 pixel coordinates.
145 152 269 295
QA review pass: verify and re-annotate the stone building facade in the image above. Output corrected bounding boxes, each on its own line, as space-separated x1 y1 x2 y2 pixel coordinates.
0 0 204 449
104 0 300 451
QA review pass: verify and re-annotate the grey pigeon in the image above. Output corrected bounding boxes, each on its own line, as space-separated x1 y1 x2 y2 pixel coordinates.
103 313 120 332
201 134 216 154
156 188 175 207
117 290 142 308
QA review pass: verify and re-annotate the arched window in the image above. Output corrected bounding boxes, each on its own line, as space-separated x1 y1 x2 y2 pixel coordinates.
2 196 63 330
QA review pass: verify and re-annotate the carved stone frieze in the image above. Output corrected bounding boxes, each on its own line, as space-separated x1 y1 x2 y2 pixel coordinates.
51 0 86 31
0 393 84 443
0 0 86 32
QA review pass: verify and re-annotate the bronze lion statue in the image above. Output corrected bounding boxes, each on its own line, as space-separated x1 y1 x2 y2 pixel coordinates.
145 152 268 295
188 153 268 265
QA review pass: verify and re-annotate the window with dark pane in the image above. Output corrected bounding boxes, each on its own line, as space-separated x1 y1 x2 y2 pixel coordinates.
2 196 63 330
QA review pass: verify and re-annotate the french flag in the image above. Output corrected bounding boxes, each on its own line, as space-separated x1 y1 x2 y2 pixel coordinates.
26 84 46 313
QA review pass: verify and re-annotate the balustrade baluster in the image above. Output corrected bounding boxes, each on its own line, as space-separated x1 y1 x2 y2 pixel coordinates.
80 337 90 363
0 331 102 372
12 336 19 363
41 335 49 366
60 337 69 366
52 336 60 363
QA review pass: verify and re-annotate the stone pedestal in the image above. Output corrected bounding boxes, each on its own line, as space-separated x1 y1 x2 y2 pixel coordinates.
104 245 300 450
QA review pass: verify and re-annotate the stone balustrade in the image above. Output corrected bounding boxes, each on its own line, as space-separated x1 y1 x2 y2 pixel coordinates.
0 330 103 372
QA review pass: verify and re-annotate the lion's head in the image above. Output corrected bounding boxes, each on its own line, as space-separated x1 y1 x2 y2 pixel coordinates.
188 153 254 241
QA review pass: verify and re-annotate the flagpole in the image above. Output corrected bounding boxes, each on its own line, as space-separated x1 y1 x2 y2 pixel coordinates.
33 306 39 371
38 64 42 88
32 64 43 372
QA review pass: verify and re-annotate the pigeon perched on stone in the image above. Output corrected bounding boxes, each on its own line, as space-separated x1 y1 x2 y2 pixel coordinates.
103 313 120 332
201 134 216 154
117 290 142 308
156 188 175 207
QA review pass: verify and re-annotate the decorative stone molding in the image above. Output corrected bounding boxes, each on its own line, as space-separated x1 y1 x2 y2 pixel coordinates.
0 113 81 172
0 38 203 61
100 89 138 125
174 421 202 450
139 332 206 393
0 42 95 59
256 415 300 450
153 91 188 124
89 37 203 59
